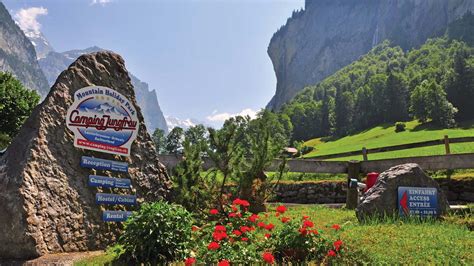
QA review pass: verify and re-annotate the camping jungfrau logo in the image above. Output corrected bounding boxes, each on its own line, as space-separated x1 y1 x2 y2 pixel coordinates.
66 86 139 156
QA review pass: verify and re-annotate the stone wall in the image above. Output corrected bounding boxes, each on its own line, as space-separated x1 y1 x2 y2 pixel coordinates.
270 178 474 204
271 181 347 204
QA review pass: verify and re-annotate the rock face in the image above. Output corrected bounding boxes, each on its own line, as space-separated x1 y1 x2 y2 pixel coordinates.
267 0 474 110
356 164 449 221
38 46 168 134
0 51 171 259
0 3 49 96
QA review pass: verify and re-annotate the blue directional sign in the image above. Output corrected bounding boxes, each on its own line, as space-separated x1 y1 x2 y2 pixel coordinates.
80 156 128 172
96 193 137 205
103 210 133 222
88 175 132 189
398 187 438 217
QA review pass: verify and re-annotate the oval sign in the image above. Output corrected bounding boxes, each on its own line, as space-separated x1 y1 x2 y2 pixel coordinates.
66 86 139 156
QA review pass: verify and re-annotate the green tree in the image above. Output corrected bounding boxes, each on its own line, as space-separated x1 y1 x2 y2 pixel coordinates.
411 80 457 127
184 124 208 151
240 110 290 212
410 80 430 122
334 87 354 136
445 47 474 121
383 72 409 122
165 127 184 154
0 72 40 139
152 128 166 154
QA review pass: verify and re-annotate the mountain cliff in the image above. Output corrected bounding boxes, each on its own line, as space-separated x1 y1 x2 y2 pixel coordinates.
38 46 168 134
267 0 474 110
0 3 49 96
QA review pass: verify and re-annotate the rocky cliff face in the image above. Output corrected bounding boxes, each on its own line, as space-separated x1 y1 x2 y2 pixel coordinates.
38 46 168 134
0 51 171 258
0 3 49 96
267 0 474 110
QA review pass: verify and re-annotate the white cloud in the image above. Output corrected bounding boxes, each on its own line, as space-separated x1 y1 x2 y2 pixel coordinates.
91 0 113 6
206 108 259 122
14 7 47 36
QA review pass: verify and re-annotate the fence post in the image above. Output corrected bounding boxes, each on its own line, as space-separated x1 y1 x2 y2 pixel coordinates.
346 160 361 209
362 147 368 161
444 135 450 155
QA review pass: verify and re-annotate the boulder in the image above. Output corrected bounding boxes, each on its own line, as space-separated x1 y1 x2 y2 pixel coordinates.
0 51 172 259
356 163 449 221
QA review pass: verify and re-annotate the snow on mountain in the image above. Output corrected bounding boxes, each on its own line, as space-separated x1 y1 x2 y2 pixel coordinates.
165 116 210 132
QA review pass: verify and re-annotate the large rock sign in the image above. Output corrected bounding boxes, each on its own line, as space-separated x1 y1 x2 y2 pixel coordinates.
356 163 449 221
0 51 171 259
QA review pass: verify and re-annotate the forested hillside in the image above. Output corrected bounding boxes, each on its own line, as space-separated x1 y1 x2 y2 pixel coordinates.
280 13 474 142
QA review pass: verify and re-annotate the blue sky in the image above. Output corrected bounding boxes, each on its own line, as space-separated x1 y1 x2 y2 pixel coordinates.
3 0 304 127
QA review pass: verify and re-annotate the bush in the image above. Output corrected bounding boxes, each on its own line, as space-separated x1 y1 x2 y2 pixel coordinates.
118 201 194 263
394 122 406 132
187 199 343 264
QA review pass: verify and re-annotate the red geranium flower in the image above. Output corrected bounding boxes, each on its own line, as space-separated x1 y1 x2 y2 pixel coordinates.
229 213 237 218
232 198 249 207
240 200 250 207
265 223 275 231
332 224 341 230
233 198 242 205
191 225 199 232
208 241 220 250
327 249 336 257
185 257 196 266
264 233 271 239
276 205 287 214
257 222 266 228
281 217 290 223
240 226 250 233
249 226 256 231
311 229 319 235
209 209 219 215
334 240 343 251
302 215 309 220
241 237 249 241
215 225 226 232
232 229 242 236
298 227 307 236
262 252 275 264
231 205 238 212
248 214 259 223
218 259 230 266
213 231 228 241
303 220 314 228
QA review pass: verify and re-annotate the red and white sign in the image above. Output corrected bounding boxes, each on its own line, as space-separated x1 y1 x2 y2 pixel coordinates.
66 86 139 156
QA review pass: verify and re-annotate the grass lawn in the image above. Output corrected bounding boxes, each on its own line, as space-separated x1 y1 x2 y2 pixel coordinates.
75 205 473 265
303 120 474 159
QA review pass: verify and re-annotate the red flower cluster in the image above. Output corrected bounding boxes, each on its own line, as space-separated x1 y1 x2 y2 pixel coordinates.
208 241 220 250
262 252 275 264
334 239 343 251
281 217 290 223
218 259 230 266
276 205 287 214
209 209 219 215
248 213 259 223
332 224 341 230
185 257 196 266
213 225 228 241
232 198 250 207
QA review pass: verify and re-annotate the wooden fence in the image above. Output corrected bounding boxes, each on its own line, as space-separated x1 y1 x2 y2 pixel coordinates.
158 152 474 208
307 135 474 160
158 153 474 174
